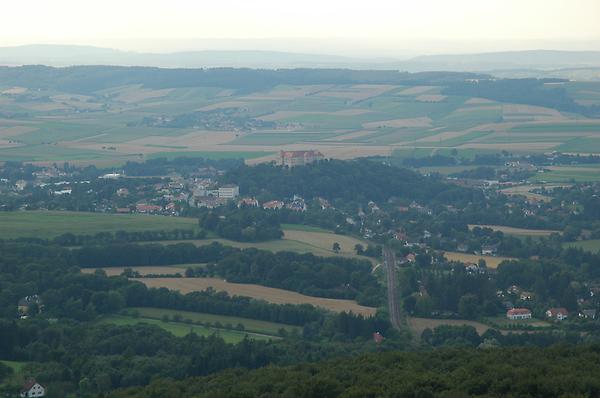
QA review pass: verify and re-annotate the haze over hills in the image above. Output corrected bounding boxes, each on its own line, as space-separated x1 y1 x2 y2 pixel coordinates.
2 45 600 77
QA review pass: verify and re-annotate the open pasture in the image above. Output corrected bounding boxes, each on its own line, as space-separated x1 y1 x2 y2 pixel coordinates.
0 211 198 240
443 251 515 269
129 307 300 335
99 314 275 342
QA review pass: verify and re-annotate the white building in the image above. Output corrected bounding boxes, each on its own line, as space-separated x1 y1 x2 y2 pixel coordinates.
506 308 532 320
218 184 240 199
20 379 45 397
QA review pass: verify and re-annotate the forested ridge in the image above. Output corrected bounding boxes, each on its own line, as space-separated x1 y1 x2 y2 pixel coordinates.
221 159 481 207
109 345 600 398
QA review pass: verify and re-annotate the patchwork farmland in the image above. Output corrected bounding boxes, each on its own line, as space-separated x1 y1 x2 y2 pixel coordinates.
1 79 600 165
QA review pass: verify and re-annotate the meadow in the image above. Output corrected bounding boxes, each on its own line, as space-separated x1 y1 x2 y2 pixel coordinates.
127 307 300 335
157 227 375 262
98 314 275 343
443 251 515 269
0 211 198 240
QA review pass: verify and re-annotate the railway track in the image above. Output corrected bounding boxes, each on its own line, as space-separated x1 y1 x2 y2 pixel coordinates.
384 246 405 330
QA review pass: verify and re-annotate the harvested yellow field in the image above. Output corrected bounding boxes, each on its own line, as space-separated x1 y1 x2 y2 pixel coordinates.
1 87 27 94
81 266 189 277
0 139 21 148
468 224 560 236
362 117 432 129
282 230 370 257
500 183 571 202
465 97 496 105
134 277 377 316
444 252 515 269
416 94 447 102
459 142 561 150
199 101 250 111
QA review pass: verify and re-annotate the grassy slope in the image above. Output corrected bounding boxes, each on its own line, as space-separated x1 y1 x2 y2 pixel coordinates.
129 307 300 335
98 315 276 343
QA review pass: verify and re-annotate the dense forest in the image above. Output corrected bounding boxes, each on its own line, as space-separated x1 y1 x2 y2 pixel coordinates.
220 159 481 208
444 78 600 117
109 345 600 398
0 65 486 94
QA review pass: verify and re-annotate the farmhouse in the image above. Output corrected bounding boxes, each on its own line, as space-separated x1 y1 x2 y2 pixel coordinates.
546 307 569 321
481 244 498 256
280 150 324 167
262 200 284 210
506 308 532 320
20 379 45 397
238 197 259 208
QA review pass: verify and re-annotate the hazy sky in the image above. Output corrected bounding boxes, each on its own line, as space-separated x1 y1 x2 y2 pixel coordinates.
3 0 600 55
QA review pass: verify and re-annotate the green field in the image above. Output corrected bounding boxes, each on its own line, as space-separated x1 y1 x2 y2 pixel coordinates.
558 137 600 153
563 240 600 253
280 223 331 233
129 307 299 335
99 314 276 342
230 132 340 145
3 81 600 164
147 151 274 160
0 360 27 372
0 211 199 240
484 316 551 329
530 166 600 183
511 123 600 133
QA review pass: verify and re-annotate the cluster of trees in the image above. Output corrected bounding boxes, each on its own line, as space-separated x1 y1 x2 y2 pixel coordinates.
108 344 600 398
198 206 283 242
221 159 481 208
0 65 485 94
0 237 397 396
122 157 243 177
396 244 600 319
399 266 500 318
211 249 382 306
1 239 383 310
8 229 206 247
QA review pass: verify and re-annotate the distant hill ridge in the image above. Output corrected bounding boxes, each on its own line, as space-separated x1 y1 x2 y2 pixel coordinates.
1 44 600 72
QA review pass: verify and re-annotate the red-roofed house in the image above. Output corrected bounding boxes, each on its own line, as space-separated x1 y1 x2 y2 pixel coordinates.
506 308 532 320
262 200 284 210
373 332 384 344
20 379 45 397
546 307 569 321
